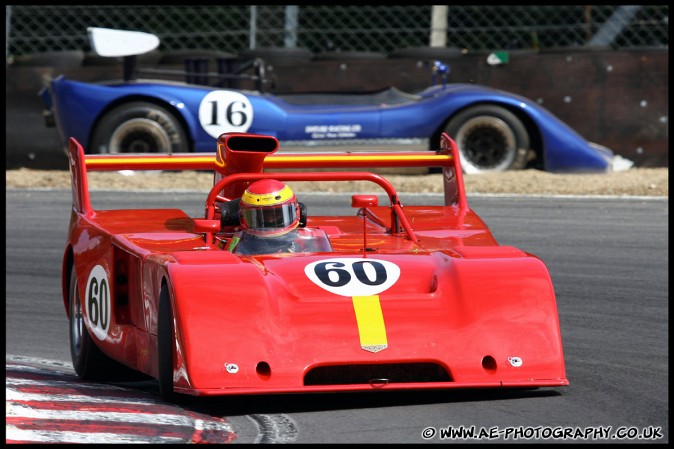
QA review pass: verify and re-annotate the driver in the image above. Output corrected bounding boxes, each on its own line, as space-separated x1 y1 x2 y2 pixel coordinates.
226 179 331 255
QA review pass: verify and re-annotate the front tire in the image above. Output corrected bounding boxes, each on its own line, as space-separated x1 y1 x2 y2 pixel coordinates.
158 284 176 402
90 101 188 154
69 266 147 381
69 267 109 379
445 105 531 173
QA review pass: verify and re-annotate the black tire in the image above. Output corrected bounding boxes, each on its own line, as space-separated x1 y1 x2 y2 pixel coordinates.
69 266 148 381
90 101 188 154
157 284 176 402
444 105 531 173
69 267 109 379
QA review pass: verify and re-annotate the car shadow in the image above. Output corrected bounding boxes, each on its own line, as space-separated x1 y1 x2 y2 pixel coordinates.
111 378 561 416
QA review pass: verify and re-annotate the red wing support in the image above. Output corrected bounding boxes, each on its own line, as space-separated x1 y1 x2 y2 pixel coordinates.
67 137 93 216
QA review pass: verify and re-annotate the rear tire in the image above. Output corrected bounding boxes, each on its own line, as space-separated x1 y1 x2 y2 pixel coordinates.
90 101 188 154
158 284 176 402
444 105 531 173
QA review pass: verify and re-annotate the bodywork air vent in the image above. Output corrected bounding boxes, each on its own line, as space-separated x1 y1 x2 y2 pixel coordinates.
304 362 452 386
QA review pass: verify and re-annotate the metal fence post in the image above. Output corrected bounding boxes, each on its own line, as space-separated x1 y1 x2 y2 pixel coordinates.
430 5 448 47
284 5 299 48
249 5 257 49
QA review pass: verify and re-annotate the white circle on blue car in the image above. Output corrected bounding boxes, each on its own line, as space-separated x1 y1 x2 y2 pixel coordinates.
304 258 400 297
84 264 112 341
198 90 254 138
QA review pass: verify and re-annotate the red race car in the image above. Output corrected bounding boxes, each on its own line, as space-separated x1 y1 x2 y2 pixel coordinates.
62 132 568 402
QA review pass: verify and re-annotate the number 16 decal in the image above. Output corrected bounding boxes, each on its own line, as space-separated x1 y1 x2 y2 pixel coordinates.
198 90 254 138
305 258 400 352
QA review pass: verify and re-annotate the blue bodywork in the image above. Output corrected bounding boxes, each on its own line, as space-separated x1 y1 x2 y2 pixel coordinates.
41 75 618 173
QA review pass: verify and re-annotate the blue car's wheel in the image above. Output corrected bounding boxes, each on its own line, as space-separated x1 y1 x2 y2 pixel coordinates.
445 105 531 173
90 101 188 154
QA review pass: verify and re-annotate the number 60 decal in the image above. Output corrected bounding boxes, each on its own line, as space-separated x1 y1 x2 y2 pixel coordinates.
304 258 400 297
85 265 112 341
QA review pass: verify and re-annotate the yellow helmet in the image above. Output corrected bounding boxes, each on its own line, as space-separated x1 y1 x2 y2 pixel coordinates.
239 179 300 237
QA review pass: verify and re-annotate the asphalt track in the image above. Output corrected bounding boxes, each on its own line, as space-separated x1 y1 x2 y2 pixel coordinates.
5 189 669 443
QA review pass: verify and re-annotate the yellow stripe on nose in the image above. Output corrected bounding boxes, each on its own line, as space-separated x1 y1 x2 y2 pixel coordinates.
352 295 388 353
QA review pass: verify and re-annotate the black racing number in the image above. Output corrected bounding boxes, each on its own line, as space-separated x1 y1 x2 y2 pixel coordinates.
314 260 388 287
352 260 387 286
227 101 248 126
87 277 109 329
208 100 249 127
314 261 350 287
208 101 218 125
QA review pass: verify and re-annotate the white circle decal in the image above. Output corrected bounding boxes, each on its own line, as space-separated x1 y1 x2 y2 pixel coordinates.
84 265 112 341
304 258 400 297
198 90 254 138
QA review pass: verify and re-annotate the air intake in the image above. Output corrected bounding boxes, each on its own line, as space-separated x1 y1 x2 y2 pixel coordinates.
304 362 452 386
213 132 280 200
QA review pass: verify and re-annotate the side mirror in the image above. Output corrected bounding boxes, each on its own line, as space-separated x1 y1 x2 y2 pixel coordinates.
351 194 378 208
193 219 221 234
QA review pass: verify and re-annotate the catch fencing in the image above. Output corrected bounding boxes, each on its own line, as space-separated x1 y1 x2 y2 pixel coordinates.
5 5 668 60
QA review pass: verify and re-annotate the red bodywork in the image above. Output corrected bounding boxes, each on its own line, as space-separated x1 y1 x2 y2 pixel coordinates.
62 132 568 397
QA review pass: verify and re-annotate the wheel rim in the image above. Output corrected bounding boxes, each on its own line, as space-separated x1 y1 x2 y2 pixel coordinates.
455 116 517 173
109 118 172 153
70 275 83 357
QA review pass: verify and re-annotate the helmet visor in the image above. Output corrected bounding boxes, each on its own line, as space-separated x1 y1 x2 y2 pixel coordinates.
241 203 298 231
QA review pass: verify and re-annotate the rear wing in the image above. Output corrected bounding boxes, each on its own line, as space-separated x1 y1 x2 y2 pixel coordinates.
87 27 267 89
67 132 467 215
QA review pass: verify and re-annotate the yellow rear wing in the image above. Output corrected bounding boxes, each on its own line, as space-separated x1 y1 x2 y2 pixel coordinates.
67 132 467 214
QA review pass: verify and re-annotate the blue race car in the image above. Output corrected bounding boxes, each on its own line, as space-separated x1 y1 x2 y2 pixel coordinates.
40 27 631 174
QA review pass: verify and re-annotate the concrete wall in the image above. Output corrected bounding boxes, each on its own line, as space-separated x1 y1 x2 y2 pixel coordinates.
5 48 668 170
